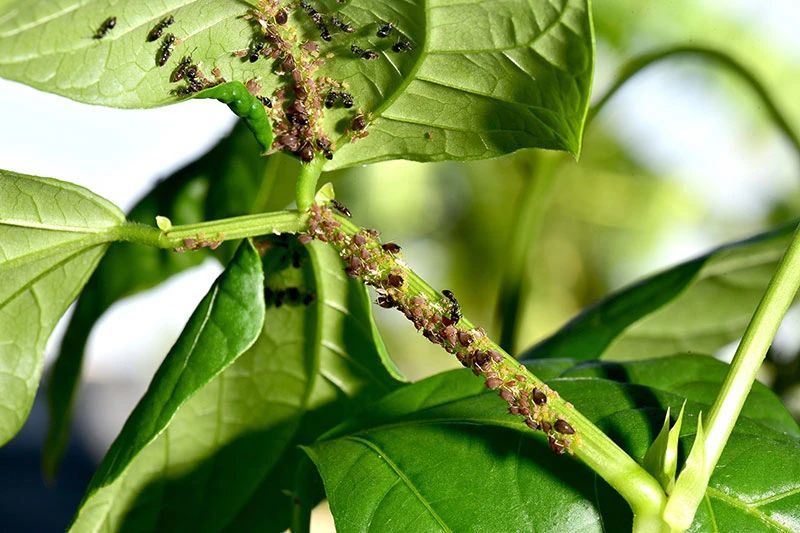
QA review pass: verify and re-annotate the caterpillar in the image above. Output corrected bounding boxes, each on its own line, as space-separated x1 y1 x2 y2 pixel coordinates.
194 82 274 152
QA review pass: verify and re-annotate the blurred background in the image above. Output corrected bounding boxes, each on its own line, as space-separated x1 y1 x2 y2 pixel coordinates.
0 0 799 530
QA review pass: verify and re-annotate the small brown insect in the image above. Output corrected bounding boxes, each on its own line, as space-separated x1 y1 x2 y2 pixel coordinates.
381 242 401 254
532 388 548 406
485 377 503 390
548 435 566 455
554 419 575 435
361 50 379 60
298 142 315 163
540 420 552 432
93 16 117 39
170 55 192 82
351 114 367 131
275 9 288 25
387 273 404 288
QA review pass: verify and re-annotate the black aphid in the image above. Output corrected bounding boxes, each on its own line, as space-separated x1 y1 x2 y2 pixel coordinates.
351 44 365 56
387 274 404 288
298 142 315 163
382 242 401 254
377 22 394 38
392 39 413 53
532 388 547 406
249 42 265 62
94 16 117 39
157 34 176 67
275 9 288 25
331 17 355 33
361 50 379 60
147 15 174 42
341 92 354 108
170 55 192 82
325 91 339 108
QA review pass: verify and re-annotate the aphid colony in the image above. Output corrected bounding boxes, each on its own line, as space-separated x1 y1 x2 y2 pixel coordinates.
299 202 578 455
93 1 416 164
174 233 224 253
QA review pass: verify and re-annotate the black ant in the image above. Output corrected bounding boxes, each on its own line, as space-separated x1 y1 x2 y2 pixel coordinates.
171 55 192 82
331 17 355 33
147 15 174 42
341 92 354 108
93 17 117 39
330 199 351 218
325 91 340 108
442 289 462 324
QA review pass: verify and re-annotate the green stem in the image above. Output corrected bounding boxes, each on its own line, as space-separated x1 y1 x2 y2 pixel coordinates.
114 211 307 248
330 214 667 525
295 157 325 211
497 153 560 353
588 45 800 165
682 223 800 507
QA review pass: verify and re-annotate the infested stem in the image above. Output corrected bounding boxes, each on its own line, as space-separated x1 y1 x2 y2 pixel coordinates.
305 204 667 523
115 202 668 524
295 157 325 210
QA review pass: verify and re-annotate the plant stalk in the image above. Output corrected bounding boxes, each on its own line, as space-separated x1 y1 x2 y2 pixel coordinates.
295 157 325 211
667 222 800 528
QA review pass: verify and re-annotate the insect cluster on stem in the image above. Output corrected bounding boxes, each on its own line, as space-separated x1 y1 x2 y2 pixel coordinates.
298 201 578 455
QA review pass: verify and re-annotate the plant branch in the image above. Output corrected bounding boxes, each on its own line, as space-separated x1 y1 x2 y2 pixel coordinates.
302 203 667 526
295 157 325 211
666 222 800 527
114 211 307 249
588 45 800 165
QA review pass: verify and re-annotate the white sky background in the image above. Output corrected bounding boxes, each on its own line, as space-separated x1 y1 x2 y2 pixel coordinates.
0 0 798 455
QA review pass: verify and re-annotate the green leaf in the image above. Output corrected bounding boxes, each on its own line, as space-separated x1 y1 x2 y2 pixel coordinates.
524 224 796 361
642 404 683 494
306 355 800 532
70 237 403 532
0 169 123 446
0 0 594 165
44 120 296 478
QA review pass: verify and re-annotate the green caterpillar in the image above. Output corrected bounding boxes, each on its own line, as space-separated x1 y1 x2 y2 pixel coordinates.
195 82 274 152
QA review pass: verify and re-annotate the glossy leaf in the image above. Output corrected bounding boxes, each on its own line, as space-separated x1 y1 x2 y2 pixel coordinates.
0 0 594 166
0 169 123 446
44 121 296 477
70 237 403 532
307 355 800 531
524 224 796 361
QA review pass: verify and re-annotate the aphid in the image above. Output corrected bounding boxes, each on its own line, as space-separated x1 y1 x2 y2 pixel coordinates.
382 242 401 254
361 50 379 61
302 292 316 305
341 92 354 108
286 287 301 303
525 418 539 430
377 295 397 309
392 39 413 53
351 114 367 131
540 420 552 432
275 8 288 25
485 377 503 390
324 91 339 108
147 15 174 42
93 16 117 39
351 44 365 57
157 34 176 67
487 349 502 363
442 289 462 324
170 55 192 82
258 95 273 108
249 42 265 62
387 273 404 288
330 199 352 218
554 419 575 435
282 54 296 71
457 330 473 346
298 233 314 245
331 17 355 33
499 389 514 403
376 22 394 38
548 435 566 455
298 142 315 163
532 388 548 406
353 233 367 246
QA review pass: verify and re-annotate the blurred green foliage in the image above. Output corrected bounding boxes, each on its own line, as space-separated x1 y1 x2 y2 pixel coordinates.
329 1 800 421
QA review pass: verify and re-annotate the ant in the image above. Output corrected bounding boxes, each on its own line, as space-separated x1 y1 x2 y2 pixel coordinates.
93 16 117 39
